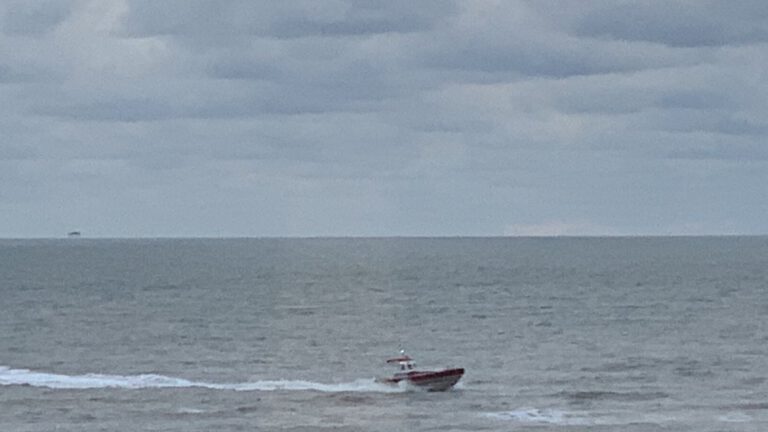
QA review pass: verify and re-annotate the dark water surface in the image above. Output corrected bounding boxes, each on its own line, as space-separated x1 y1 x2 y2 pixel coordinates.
1 237 767 431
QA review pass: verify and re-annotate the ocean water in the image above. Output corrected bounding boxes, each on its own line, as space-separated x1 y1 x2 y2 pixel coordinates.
1 237 767 431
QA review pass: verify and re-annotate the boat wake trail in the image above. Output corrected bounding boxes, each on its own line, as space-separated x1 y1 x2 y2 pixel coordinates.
0 366 402 393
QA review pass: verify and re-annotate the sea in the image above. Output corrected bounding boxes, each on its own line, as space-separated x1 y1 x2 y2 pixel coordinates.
1 237 767 431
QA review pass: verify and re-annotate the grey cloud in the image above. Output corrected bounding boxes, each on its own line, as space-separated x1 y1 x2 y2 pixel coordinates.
538 0 768 47
207 59 284 81
554 74 744 116
415 5 709 79
33 98 175 122
0 63 60 83
119 0 455 39
266 3 448 39
1 0 75 36
667 141 768 161
0 144 38 160
213 67 411 116
31 83 379 122
0 64 27 82
650 110 768 137
658 90 731 110
420 39 612 78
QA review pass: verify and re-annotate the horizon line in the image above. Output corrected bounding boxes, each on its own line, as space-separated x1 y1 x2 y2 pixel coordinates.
1 234 766 240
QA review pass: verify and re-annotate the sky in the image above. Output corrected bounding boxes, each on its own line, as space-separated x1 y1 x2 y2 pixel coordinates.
1 0 768 237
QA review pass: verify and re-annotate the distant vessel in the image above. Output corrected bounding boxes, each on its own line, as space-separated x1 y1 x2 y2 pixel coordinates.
377 351 464 391
67 231 81 238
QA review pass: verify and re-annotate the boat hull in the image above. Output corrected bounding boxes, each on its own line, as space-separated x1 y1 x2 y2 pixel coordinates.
381 368 464 392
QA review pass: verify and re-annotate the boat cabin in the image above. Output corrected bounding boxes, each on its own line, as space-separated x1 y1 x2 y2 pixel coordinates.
386 353 416 371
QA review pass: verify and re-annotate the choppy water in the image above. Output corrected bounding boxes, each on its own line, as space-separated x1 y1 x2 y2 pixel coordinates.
1 237 767 431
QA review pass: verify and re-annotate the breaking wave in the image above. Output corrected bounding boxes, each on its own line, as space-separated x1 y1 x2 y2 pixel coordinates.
482 408 591 425
482 408 688 426
0 366 403 393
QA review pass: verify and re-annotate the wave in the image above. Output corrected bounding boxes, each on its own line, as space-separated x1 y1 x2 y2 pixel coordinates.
718 412 753 423
482 408 591 426
557 390 669 402
0 366 403 393
482 408 677 427
483 408 730 427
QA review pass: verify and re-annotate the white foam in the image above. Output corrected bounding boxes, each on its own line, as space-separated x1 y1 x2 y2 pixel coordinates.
176 407 207 414
482 408 590 426
483 408 689 427
718 412 752 423
0 366 403 393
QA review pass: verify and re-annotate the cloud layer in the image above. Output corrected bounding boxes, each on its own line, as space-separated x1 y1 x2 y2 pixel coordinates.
1 0 767 236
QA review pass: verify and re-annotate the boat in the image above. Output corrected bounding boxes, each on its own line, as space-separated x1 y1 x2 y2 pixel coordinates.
377 351 464 391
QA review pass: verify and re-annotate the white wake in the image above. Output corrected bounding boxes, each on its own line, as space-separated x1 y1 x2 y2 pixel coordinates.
0 366 402 393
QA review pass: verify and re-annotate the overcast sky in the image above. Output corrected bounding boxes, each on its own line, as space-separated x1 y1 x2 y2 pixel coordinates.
1 0 767 237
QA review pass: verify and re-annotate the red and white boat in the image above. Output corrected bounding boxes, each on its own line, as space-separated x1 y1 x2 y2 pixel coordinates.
377 351 464 391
